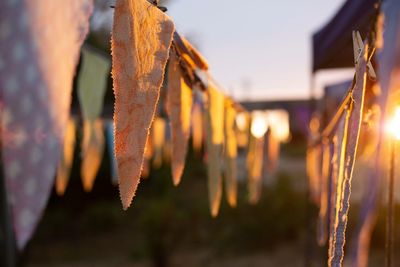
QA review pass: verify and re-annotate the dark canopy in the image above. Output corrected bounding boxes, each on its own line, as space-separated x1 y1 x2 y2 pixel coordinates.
312 0 377 72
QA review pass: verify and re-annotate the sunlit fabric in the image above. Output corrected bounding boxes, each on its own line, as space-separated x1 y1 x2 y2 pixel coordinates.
328 119 345 262
105 120 118 186
152 117 166 169
111 0 175 209
55 119 77 196
142 134 154 179
81 119 105 192
247 133 265 205
317 141 332 246
0 0 92 249
179 35 209 71
306 144 322 204
266 128 280 175
329 50 367 267
224 100 238 207
351 2 400 266
166 51 193 186
205 84 225 217
78 47 110 121
236 112 250 148
191 100 203 153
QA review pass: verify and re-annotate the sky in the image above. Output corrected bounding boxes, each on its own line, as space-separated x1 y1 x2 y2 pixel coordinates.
166 0 351 101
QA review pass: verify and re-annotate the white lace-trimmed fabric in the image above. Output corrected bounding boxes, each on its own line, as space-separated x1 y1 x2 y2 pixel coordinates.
0 0 92 249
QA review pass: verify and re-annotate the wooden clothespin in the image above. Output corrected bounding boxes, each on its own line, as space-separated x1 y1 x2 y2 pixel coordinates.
352 30 376 80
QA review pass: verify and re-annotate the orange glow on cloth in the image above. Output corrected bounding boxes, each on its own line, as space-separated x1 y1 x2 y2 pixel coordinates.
55 118 77 196
166 51 193 186
224 100 238 207
191 101 204 153
111 0 175 209
152 117 166 169
247 133 265 205
81 119 105 192
205 84 225 217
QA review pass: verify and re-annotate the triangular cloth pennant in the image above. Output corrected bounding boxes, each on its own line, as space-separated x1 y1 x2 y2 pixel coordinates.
111 0 175 209
55 118 77 196
166 50 193 186
223 100 238 207
78 47 110 121
329 48 367 267
247 129 265 205
205 83 225 217
151 117 166 169
0 0 92 249
81 119 105 192
105 120 119 185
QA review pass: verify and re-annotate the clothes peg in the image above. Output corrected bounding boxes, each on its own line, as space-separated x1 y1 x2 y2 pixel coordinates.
352 31 376 80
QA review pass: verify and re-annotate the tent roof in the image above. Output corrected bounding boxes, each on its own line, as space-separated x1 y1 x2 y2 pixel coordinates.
312 0 377 72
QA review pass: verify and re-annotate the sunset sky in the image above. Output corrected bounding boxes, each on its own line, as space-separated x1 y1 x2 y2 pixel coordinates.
166 0 352 101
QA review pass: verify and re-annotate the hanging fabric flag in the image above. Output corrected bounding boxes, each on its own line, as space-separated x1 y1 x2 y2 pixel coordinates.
306 144 322 205
166 50 193 185
351 3 400 265
317 140 332 246
0 0 92 249
328 118 346 262
142 135 154 179
205 83 225 217
55 118 77 196
236 112 250 148
111 0 175 209
191 100 204 153
329 48 367 267
152 117 166 169
77 46 110 121
81 119 105 192
247 113 267 204
173 33 209 71
224 100 238 207
266 128 280 175
77 46 110 191
105 120 118 186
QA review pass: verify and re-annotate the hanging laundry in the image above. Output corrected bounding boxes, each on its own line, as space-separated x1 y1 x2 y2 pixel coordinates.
0 0 92 249
266 128 280 175
166 50 193 185
329 48 367 267
327 119 345 262
317 140 332 246
55 119 77 196
152 117 166 169
224 100 238 207
77 46 110 121
205 83 225 217
247 116 266 205
111 0 175 209
351 4 400 265
142 134 154 179
81 119 105 192
236 112 250 148
105 120 118 186
174 33 209 71
191 99 204 154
